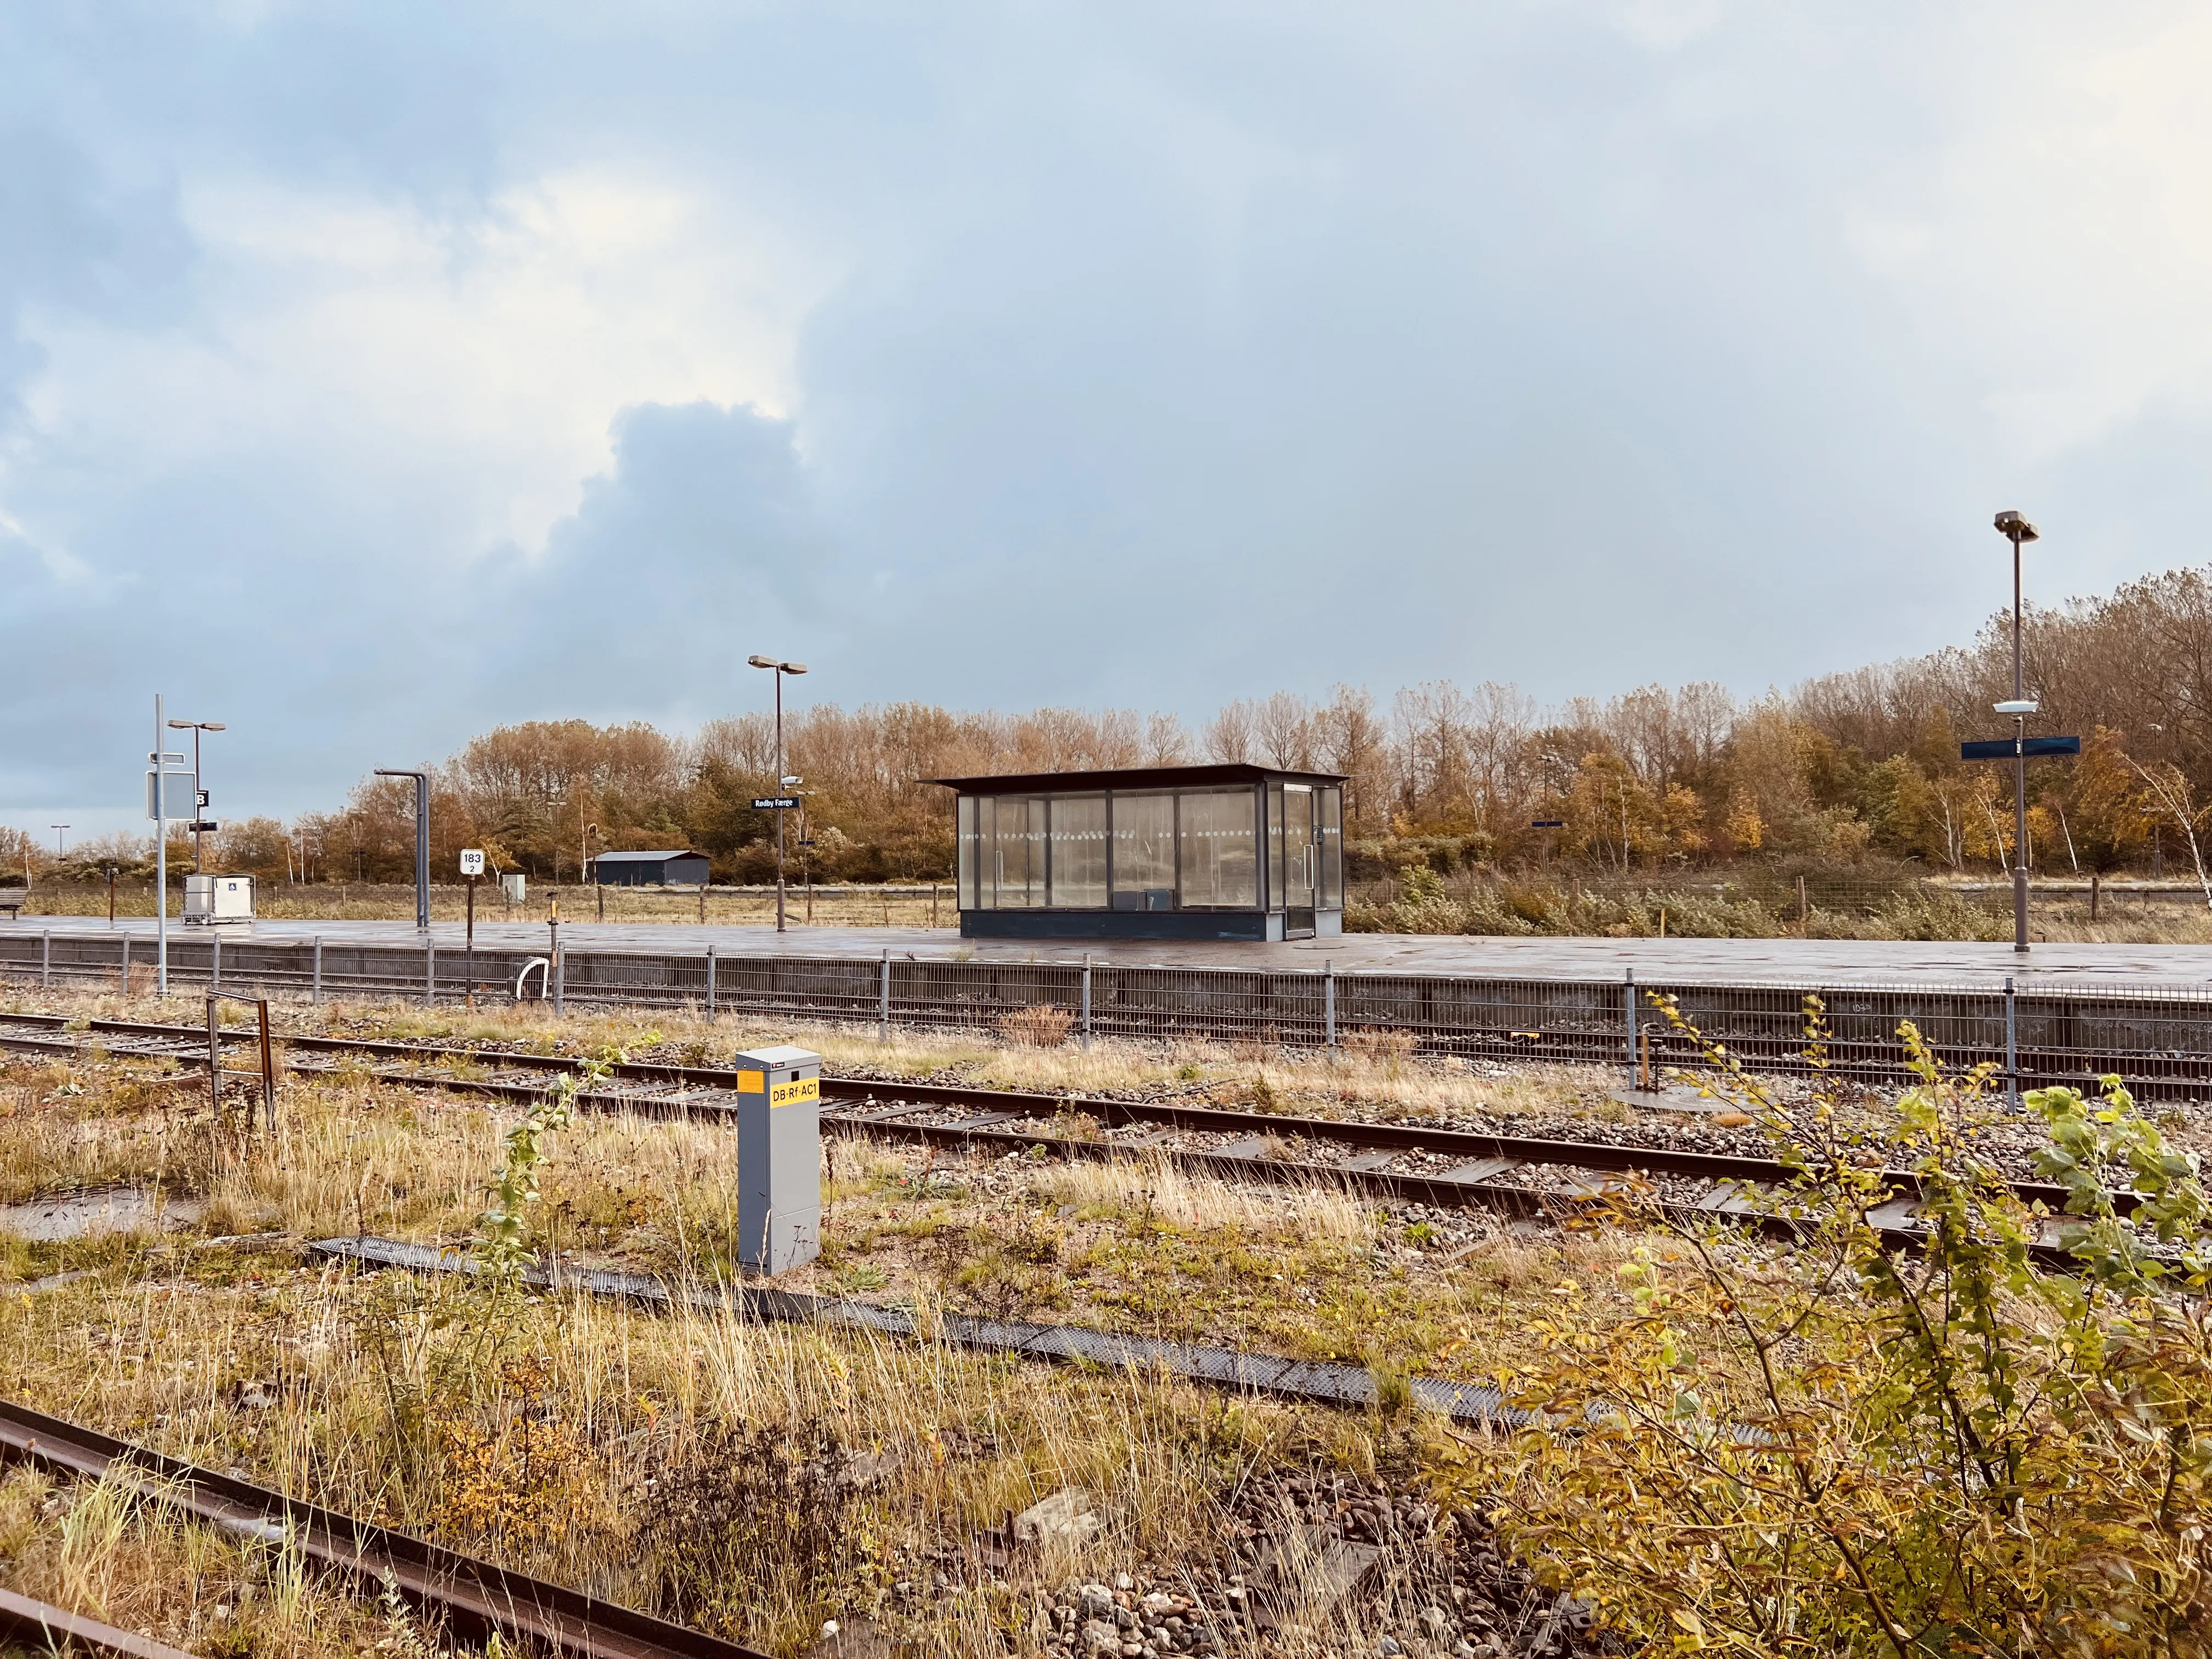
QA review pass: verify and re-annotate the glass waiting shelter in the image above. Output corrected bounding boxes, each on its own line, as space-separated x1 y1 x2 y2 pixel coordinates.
936 764 1346 940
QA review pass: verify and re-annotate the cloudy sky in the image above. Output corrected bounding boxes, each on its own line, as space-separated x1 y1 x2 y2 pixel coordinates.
6 2 2212 831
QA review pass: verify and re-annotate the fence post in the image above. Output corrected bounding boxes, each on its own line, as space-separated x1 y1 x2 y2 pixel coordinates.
40 930 49 990
1623 967 1637 1085
211 933 222 997
879 948 891 1042
1081 952 1093 1052
311 936 323 1006
551 922 564 1017
120 934 130 996
2004 973 2018 1111
1324 958 1336 1048
706 944 716 1019
206 994 221 1117
257 999 275 1132
425 938 436 1008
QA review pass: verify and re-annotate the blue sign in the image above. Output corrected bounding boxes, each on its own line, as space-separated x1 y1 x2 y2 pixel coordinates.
1961 736 2081 761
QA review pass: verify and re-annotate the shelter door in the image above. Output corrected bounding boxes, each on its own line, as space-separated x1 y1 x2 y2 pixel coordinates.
1282 784 1316 938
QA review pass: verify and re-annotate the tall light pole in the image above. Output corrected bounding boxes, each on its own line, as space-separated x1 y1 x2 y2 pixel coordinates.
747 654 809 932
1994 510 2041 953
49 826 68 860
166 719 224 873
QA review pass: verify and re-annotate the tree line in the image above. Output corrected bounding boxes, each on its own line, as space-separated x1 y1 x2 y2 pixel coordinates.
15 563 2212 891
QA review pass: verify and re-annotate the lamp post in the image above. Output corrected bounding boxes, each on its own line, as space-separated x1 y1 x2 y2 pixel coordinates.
747 654 809 932
49 826 67 860
1994 510 2040 953
166 719 224 873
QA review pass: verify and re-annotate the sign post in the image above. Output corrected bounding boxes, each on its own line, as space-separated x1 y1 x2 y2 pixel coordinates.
1960 727 2080 951
460 849 486 1007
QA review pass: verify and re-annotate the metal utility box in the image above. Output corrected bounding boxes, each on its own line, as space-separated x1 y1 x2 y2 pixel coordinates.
501 873 527 905
733 1045 822 1273
182 874 254 924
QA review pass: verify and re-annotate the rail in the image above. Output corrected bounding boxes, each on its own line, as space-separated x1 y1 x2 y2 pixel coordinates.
0 1013 2116 1265
0 1396 765 1659
5 928 2212 1100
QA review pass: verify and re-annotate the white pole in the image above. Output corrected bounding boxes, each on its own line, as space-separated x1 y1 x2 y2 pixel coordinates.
155 693 168 996
705 943 716 1019
312 936 323 1006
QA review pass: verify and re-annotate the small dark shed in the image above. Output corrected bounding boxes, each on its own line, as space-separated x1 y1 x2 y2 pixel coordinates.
589 850 712 887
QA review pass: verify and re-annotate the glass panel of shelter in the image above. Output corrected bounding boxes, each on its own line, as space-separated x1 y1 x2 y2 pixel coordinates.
957 795 979 910
1176 787 1259 908
1317 784 1344 908
1049 794 1109 908
1281 784 1317 933
1111 791 1176 911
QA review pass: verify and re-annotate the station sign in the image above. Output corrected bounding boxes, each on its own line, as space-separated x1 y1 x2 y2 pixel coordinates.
753 795 801 809
1961 736 2081 761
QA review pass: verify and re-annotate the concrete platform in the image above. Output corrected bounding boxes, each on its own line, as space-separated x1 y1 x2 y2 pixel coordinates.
22 916 2212 985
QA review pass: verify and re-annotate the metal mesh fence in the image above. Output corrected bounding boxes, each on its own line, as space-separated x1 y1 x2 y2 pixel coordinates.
4 928 2211 1099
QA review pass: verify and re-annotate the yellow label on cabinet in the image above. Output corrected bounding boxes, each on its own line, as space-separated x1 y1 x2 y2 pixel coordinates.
771 1076 820 1108
736 1069 765 1092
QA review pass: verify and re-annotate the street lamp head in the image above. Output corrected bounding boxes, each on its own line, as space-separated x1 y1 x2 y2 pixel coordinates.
1993 510 2039 543
781 662 808 675
747 654 778 669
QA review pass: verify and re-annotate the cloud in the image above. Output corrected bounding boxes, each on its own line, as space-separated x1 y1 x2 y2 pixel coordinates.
6 3 2212 832
468 398 829 713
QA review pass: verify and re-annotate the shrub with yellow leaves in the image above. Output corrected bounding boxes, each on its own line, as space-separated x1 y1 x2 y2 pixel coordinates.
1446 995 2212 1656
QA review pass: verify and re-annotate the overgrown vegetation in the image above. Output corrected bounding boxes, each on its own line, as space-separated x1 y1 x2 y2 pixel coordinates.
1458 996 2212 1655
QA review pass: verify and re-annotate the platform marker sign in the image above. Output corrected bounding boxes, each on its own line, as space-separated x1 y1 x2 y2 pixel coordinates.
1961 736 2081 761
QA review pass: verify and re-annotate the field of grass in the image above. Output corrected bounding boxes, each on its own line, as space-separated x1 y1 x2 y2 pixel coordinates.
3 984 2199 1655
16 872 2212 942
0 989 1643 1658
6 882 958 930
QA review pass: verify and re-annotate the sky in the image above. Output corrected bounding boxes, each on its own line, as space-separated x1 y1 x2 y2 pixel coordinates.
7 2 2212 835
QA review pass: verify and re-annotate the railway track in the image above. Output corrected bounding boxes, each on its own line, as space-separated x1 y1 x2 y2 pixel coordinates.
0 1010 2118 1259
0 1396 764 1659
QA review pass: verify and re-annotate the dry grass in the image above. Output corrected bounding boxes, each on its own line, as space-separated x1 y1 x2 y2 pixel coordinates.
0 986 1663 1656
7 883 957 930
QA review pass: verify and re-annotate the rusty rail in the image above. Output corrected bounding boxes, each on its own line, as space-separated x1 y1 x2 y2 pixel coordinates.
0 1397 765 1659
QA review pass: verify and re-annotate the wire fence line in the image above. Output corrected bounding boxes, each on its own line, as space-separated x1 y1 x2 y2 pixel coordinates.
3 928 2210 1100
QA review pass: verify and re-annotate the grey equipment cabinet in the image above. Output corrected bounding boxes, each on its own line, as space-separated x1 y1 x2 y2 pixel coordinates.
734 1044 822 1273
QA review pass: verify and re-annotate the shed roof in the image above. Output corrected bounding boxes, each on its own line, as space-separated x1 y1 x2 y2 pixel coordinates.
590 849 706 864
930 763 1347 795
